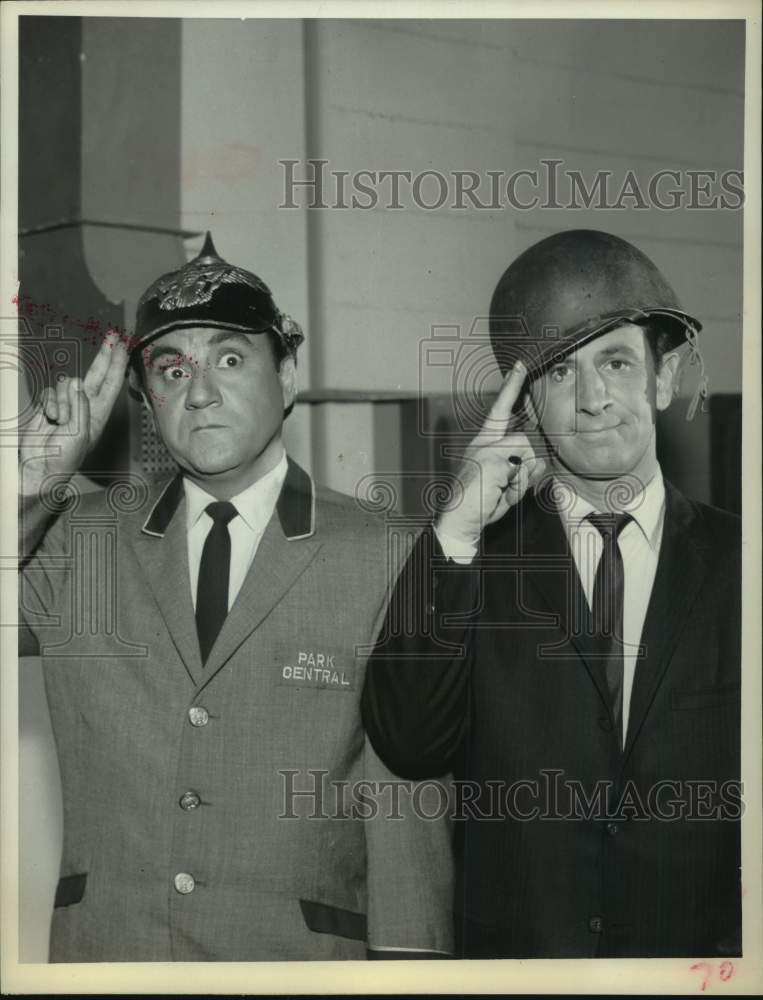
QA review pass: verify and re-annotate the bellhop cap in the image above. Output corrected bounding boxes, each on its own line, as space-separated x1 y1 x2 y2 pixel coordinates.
489 229 702 380
133 232 304 357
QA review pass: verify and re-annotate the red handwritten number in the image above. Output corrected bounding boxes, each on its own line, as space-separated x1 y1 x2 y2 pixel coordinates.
690 961 735 991
691 962 712 991
719 961 734 982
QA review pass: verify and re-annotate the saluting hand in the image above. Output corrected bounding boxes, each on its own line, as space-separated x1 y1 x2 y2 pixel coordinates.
437 361 546 547
20 331 131 496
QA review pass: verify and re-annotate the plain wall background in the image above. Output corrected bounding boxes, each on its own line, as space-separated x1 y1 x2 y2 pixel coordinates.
18 15 745 960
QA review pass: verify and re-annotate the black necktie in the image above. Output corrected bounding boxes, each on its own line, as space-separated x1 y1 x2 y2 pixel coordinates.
587 512 632 746
196 500 237 665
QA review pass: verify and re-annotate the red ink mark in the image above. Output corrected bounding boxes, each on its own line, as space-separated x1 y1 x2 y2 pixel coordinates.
691 962 712 991
11 294 139 350
690 961 736 991
719 961 734 982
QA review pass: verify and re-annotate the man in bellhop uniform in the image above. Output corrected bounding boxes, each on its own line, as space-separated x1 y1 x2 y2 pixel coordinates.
362 229 742 958
19 235 453 962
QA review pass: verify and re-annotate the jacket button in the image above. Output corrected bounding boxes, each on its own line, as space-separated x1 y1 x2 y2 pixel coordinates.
606 822 619 836
598 716 613 732
174 872 195 894
179 790 201 811
589 915 604 933
188 706 209 727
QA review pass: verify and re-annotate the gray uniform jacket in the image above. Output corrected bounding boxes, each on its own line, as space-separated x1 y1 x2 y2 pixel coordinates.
19 459 454 962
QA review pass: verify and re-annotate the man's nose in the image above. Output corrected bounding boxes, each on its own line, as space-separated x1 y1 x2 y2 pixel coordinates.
575 367 610 415
185 367 221 408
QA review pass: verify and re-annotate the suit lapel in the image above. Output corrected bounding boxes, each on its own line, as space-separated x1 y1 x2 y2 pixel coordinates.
509 489 613 716
129 475 203 685
623 482 710 760
197 459 322 688
126 461 322 688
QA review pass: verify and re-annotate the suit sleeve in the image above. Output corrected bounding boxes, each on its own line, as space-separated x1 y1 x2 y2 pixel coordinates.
18 492 73 655
361 524 479 780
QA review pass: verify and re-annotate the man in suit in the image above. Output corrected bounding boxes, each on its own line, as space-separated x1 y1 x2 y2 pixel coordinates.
362 229 741 958
19 235 453 962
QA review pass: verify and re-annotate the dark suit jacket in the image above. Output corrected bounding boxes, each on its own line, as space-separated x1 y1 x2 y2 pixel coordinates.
19 460 453 962
362 480 741 958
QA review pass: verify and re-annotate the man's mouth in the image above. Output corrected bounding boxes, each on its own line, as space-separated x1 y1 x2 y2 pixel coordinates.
577 424 621 435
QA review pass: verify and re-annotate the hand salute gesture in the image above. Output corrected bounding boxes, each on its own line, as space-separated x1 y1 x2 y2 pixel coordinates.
20 332 131 496
437 361 546 547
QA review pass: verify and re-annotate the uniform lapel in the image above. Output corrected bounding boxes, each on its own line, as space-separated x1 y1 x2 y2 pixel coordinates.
622 482 709 760
197 460 322 689
512 488 613 715
129 474 203 685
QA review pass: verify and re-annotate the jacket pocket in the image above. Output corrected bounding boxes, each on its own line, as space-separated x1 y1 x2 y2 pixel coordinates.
299 898 367 941
54 873 87 908
670 685 740 711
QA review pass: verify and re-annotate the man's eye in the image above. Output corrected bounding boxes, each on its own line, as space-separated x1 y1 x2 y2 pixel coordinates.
160 365 189 381
604 358 630 372
217 352 242 368
550 366 570 383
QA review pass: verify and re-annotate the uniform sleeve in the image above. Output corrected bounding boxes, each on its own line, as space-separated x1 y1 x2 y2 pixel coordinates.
362 734 454 957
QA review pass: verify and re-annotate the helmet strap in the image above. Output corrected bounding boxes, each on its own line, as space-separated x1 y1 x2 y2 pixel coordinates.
682 323 709 421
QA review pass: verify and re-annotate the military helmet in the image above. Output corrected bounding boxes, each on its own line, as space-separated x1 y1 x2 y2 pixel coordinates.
489 229 701 380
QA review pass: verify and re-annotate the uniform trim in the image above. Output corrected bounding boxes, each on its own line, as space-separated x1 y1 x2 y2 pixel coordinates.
299 899 367 941
141 474 184 537
277 458 316 541
140 459 315 540
54 873 87 908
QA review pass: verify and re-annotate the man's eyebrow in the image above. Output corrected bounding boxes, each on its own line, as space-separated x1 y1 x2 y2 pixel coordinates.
145 331 253 362
145 344 185 362
595 344 642 358
207 331 253 348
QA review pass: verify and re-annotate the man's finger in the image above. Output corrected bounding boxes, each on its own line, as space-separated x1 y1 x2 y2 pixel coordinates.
67 377 90 438
473 434 534 463
96 335 131 409
55 376 70 427
83 331 126 397
504 461 530 499
41 387 58 425
527 456 547 489
481 361 527 439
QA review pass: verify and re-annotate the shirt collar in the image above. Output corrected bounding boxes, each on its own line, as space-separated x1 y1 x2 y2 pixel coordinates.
554 467 665 551
183 450 289 533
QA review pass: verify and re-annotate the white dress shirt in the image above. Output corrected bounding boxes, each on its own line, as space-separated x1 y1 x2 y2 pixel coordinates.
554 470 666 744
437 469 667 746
184 451 288 612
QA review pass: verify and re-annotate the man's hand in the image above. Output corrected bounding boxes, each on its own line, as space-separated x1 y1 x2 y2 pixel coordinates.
20 332 130 497
437 361 546 548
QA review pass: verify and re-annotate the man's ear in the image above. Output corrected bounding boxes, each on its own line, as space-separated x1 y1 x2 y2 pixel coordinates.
655 352 681 411
140 390 158 433
128 365 158 432
279 355 297 409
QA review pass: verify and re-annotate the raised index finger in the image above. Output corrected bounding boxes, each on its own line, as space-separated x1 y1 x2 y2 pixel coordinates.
82 331 130 398
480 361 527 438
